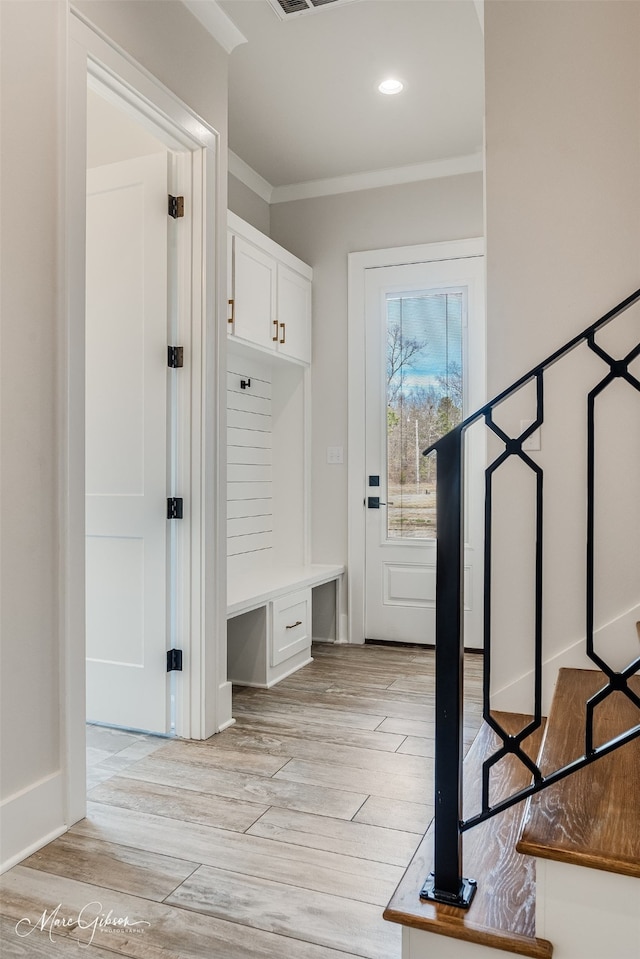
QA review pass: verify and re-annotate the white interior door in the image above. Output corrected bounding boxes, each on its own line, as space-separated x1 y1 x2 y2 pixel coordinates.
364 256 485 647
85 152 170 733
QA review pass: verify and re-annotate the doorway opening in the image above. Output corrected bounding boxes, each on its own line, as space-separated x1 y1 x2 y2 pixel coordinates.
65 14 224 829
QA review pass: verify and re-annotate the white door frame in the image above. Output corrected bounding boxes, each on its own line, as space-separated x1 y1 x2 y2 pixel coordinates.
347 239 485 645
63 12 229 826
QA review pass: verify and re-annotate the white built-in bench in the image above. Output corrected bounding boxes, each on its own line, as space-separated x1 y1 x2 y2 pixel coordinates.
227 564 344 688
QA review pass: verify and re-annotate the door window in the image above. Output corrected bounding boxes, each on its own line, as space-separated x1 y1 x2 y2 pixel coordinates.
386 290 464 540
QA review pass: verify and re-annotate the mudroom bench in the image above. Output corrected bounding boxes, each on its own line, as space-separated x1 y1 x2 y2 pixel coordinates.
227 565 344 688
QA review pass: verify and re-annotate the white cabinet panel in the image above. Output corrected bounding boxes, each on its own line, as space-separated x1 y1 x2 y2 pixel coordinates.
277 262 311 364
271 588 311 667
232 235 277 350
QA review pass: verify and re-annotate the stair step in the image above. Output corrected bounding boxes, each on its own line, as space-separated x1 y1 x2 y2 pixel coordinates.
384 712 553 959
517 667 640 877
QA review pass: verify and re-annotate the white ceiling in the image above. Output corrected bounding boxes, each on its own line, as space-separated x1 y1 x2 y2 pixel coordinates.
219 0 484 195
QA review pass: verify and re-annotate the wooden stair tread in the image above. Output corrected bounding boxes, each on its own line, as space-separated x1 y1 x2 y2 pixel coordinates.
384 712 553 959
517 667 640 877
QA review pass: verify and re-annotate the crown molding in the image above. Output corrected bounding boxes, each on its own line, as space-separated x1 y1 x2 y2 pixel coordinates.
229 151 274 203
182 1 247 54
228 151 484 206
270 152 484 204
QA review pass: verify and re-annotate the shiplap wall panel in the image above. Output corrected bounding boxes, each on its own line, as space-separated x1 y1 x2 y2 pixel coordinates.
227 357 273 558
228 446 272 466
228 481 272 502
228 498 272 519
227 531 273 557
228 464 272 484
226 371 271 400
228 408 272 432
228 515 272 537
228 427 272 449
227 390 272 416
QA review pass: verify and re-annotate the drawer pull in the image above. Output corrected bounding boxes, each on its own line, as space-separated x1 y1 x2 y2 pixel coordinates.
279 322 286 345
286 620 302 630
273 319 279 342
228 298 235 326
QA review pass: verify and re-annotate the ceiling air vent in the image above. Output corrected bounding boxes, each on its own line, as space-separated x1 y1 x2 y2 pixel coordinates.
266 0 359 19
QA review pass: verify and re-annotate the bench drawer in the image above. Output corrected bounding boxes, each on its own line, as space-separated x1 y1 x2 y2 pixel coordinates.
270 588 311 667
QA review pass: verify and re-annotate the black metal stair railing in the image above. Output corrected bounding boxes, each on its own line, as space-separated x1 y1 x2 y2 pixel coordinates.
421 289 640 909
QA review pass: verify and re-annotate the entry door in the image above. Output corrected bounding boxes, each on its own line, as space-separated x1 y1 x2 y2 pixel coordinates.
85 153 171 733
364 257 485 647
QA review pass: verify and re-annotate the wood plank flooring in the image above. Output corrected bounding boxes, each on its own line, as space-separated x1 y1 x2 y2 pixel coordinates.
0 643 483 959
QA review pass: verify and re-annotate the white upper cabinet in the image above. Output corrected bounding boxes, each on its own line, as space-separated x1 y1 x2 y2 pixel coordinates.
276 262 312 362
228 211 312 365
233 235 277 351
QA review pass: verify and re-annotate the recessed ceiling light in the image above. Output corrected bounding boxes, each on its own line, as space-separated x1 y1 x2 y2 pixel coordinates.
378 78 404 96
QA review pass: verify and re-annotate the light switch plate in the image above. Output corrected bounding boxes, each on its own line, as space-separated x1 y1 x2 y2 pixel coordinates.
327 446 344 464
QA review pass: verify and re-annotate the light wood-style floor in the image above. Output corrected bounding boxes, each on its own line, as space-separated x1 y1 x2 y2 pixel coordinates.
0 643 483 959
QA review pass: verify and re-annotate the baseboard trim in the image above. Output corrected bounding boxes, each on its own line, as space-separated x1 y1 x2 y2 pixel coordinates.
216 717 236 733
215 680 233 736
229 656 315 690
0 771 66 873
364 638 483 654
365 638 434 650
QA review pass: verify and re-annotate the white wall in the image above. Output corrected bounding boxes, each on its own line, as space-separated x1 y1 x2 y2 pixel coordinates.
0 0 66 866
74 1 228 138
229 172 271 236
485 0 640 394
484 0 640 708
0 0 229 870
270 174 484 569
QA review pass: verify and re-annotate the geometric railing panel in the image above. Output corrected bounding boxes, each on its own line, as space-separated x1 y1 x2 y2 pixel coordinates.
422 288 640 905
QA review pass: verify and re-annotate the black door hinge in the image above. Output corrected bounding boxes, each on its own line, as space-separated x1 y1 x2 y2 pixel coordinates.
168 195 185 219
167 497 184 519
167 648 183 672
168 346 184 368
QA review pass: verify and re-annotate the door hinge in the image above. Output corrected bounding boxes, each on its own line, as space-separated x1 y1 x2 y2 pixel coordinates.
168 346 184 368
168 195 184 219
167 497 184 519
167 648 183 672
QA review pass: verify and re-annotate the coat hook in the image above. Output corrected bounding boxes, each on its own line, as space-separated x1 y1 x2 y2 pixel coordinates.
240 378 251 390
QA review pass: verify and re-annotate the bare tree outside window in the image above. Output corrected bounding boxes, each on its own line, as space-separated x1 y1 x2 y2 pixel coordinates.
386 292 464 538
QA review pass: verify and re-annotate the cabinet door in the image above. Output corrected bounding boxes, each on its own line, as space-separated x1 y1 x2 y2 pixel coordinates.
271 588 311 667
227 231 234 333
233 235 277 350
276 262 311 364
